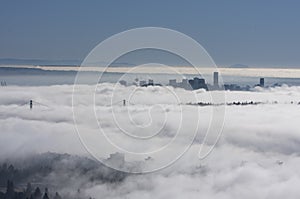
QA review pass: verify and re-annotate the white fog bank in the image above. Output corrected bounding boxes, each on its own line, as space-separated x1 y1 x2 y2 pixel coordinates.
0 84 300 198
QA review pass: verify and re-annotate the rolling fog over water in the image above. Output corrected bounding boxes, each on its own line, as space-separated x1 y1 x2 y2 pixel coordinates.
0 81 300 198
0 64 300 199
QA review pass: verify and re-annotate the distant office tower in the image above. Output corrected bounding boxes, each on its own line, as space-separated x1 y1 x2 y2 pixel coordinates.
213 72 219 87
189 77 207 90
139 80 147 86
194 77 205 85
169 79 177 87
148 79 154 85
181 79 190 89
260 78 265 87
182 79 188 84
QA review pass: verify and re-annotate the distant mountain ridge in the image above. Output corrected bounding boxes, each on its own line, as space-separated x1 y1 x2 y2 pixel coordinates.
229 64 249 68
0 58 81 66
0 58 136 67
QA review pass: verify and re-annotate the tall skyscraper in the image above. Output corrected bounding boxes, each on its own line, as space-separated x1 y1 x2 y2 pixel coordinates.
148 79 154 85
213 72 219 87
260 78 265 87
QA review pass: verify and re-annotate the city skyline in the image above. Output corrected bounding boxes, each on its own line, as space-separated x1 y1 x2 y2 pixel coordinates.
119 71 267 91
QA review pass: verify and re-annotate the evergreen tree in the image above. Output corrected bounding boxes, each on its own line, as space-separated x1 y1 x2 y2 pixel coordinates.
33 187 42 199
42 193 49 199
25 183 32 198
53 192 61 199
5 180 15 199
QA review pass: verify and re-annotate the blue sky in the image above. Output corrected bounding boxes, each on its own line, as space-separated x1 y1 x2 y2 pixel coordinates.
0 0 300 67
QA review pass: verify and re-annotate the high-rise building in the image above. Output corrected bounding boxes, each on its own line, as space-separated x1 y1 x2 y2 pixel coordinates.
148 79 154 85
169 79 177 87
189 77 207 90
139 80 147 86
181 79 191 90
213 72 219 87
260 78 265 87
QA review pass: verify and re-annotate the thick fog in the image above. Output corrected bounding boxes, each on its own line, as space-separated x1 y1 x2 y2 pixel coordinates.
0 84 300 198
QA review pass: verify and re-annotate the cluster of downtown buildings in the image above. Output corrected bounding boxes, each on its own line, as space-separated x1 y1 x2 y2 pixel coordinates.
119 72 265 91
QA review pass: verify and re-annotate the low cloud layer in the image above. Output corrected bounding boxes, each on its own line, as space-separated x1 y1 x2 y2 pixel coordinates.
0 84 300 198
